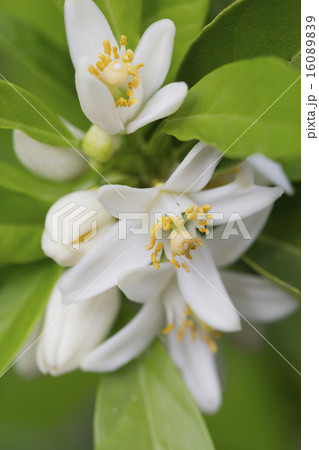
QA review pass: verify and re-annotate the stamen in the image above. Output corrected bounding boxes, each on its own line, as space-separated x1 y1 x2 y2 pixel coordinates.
112 47 120 59
200 335 218 353
120 35 127 46
182 262 190 273
103 39 111 55
194 237 203 247
162 323 174 334
171 257 181 269
122 49 134 63
135 63 145 70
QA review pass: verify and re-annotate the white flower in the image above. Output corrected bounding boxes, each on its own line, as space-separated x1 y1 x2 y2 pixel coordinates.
59 142 284 334
13 122 88 181
36 273 120 376
42 189 115 266
80 263 298 413
64 0 188 135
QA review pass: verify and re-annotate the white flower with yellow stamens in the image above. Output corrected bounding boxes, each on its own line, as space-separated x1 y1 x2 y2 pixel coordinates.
58 142 285 334
65 0 188 135
80 263 298 413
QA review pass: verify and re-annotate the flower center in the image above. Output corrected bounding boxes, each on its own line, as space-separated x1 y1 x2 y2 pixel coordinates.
162 306 221 353
145 203 212 272
88 35 144 108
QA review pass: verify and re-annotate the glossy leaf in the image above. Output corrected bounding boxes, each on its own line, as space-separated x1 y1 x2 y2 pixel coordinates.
94 340 214 450
0 80 79 147
242 234 301 299
178 0 301 86
0 13 88 129
165 57 300 162
0 261 62 374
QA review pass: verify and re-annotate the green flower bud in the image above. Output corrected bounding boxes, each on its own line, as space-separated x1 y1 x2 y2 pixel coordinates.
82 125 121 163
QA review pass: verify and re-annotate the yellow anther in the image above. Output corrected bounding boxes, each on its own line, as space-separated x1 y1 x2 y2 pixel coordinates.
103 39 111 55
177 323 187 342
145 241 155 251
155 242 163 253
185 252 193 260
112 46 120 59
128 66 139 77
162 323 174 334
135 63 144 70
153 261 160 270
122 49 134 63
88 65 103 81
120 35 127 46
198 219 208 226
187 212 197 221
206 214 212 220
196 206 204 214
128 98 138 106
171 257 181 269
127 88 133 97
162 217 172 231
194 237 203 247
199 227 209 234
96 60 105 71
185 204 195 213
202 204 212 213
200 335 218 353
182 262 190 273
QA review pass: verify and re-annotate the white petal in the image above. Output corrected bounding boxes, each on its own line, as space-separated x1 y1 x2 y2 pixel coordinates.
220 271 299 323
65 0 118 67
118 263 173 304
164 142 221 193
37 281 120 376
13 130 88 182
246 153 294 195
59 222 150 303
134 19 175 101
81 301 164 372
177 245 241 332
98 185 159 218
75 57 125 135
206 206 272 268
167 327 222 413
126 82 188 134
191 182 283 224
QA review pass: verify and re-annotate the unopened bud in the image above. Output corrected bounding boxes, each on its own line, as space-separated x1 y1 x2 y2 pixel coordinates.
42 190 115 266
82 125 121 163
36 281 120 376
13 127 88 182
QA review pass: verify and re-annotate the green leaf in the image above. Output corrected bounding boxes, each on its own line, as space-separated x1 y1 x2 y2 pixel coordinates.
242 234 301 299
0 224 44 265
0 80 79 147
0 261 62 374
0 13 88 129
178 0 301 87
165 57 300 162
141 0 210 81
0 160 91 204
94 340 214 450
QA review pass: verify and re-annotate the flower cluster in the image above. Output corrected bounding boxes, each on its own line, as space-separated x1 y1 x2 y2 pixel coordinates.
13 0 298 415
